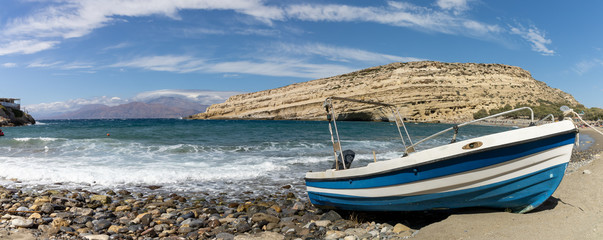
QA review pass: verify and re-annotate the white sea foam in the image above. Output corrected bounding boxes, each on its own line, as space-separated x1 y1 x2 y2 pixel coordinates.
13 137 62 142
0 119 509 194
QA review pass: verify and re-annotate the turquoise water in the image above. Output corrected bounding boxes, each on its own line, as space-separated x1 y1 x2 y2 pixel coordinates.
0 119 511 196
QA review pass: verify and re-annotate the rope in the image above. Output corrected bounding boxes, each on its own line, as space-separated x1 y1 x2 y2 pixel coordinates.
570 110 603 136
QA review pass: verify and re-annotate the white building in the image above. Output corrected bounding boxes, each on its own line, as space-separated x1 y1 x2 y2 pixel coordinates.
0 98 21 110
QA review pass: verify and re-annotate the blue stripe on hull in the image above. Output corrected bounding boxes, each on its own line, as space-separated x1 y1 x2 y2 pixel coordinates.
307 163 568 212
305 132 575 190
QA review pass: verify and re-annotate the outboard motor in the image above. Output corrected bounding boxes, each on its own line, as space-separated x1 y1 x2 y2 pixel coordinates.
332 150 355 170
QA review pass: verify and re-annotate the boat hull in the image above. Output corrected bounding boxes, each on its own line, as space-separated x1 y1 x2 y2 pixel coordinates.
305 121 577 213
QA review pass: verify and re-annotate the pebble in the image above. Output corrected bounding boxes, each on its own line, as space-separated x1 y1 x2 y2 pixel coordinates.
0 179 447 239
11 218 34 228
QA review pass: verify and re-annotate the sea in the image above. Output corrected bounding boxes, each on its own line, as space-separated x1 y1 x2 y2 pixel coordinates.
0 119 537 199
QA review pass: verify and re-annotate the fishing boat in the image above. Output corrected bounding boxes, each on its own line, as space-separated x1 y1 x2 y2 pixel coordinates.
305 97 578 213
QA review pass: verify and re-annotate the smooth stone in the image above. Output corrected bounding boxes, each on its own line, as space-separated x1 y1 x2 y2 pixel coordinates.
393 223 411 233
93 219 112 232
324 230 346 240
71 207 94 216
246 205 267 215
90 195 111 204
219 217 237 224
154 223 169 232
60 226 76 233
265 222 278 231
11 218 34 228
51 218 70 228
177 212 192 221
314 220 331 227
128 224 143 232
251 213 280 224
291 201 305 211
107 225 122 233
117 190 131 195
40 203 54 214
82 234 110 240
235 221 251 233
270 205 282 213
73 216 93 225
207 219 221 228
34 196 51 204
16 206 30 212
397 230 413 238
215 232 235 240
44 227 60 236
233 231 285 240
344 228 367 236
319 210 342 222
178 226 194 234
138 213 152 226
114 205 131 212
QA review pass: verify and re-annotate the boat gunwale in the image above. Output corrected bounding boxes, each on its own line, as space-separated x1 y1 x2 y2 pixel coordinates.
305 124 577 182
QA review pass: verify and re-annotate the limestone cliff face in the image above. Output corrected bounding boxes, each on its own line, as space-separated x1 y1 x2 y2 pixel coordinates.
190 61 579 122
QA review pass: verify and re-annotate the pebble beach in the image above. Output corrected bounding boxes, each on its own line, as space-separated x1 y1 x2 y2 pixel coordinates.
1 128 602 240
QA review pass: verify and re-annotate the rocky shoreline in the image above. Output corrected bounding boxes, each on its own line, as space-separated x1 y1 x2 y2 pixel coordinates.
1 131 601 240
0 184 422 240
0 106 35 127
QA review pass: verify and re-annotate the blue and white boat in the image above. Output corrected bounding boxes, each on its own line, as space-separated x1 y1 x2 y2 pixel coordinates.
305 97 578 213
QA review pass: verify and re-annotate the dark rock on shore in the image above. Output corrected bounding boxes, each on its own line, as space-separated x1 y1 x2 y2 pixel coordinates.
0 106 35 127
0 185 418 239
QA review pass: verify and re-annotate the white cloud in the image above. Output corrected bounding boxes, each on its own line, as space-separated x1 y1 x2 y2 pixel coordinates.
277 43 423 63
24 89 241 117
436 0 470 14
284 2 501 37
61 62 94 70
2 63 17 68
111 55 202 72
3 0 283 40
102 42 131 51
109 43 421 78
24 96 128 117
0 40 58 56
0 0 284 57
509 25 555 56
110 54 357 79
133 89 242 105
1 0 552 58
573 59 603 75
207 60 355 79
27 60 64 68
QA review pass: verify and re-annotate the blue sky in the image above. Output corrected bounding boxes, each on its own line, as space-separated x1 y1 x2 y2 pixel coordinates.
0 0 601 116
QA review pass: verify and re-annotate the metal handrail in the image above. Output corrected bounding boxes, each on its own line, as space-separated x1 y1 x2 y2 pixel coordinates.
405 107 534 152
535 114 555 125
324 97 413 159
324 98 538 161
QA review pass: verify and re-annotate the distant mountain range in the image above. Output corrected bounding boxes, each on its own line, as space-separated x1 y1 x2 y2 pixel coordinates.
42 97 208 119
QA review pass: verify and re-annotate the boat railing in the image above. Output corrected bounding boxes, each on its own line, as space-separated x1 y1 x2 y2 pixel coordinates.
323 97 414 169
323 97 541 167
535 114 555 125
406 107 535 152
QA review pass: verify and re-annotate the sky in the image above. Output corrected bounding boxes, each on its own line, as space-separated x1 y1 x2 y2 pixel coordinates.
0 0 602 117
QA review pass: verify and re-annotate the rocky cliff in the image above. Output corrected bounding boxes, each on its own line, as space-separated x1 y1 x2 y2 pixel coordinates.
189 61 579 122
0 106 35 126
